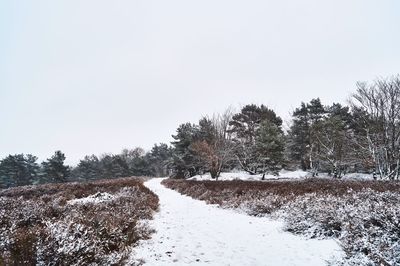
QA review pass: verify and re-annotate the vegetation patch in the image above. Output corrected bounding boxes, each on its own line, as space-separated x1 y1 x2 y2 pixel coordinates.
0 177 159 265
163 178 400 265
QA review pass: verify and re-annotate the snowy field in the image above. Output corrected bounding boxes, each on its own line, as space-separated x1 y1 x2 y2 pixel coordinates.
188 170 374 181
132 178 343 265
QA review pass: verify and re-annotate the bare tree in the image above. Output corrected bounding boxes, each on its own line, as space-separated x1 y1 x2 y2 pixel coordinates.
351 75 400 179
191 108 237 179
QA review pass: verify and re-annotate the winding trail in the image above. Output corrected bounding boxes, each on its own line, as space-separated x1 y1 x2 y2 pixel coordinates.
133 178 342 265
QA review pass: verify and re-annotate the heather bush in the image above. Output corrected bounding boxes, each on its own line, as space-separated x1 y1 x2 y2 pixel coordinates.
163 178 400 265
0 177 158 265
280 189 400 265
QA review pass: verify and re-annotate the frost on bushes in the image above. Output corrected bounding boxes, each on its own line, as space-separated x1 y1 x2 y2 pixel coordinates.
163 178 400 265
67 191 115 205
279 189 400 265
0 177 159 265
224 192 286 216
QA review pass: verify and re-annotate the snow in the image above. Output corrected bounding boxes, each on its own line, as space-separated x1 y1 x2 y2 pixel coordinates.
131 178 343 265
280 169 309 179
341 173 374 180
189 170 309 181
67 192 115 205
313 172 375 180
189 170 374 181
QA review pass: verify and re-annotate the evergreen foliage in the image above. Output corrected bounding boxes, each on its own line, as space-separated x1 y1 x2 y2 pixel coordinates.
41 151 70 183
0 154 39 188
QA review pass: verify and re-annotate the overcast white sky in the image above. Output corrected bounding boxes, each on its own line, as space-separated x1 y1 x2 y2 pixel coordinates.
1 0 399 165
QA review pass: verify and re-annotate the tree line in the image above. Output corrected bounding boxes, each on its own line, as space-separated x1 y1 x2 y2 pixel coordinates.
1 75 400 188
170 75 400 180
0 145 173 188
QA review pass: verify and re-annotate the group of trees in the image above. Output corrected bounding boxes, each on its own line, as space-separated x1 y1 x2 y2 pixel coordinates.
0 151 69 188
171 75 400 180
287 76 400 179
170 105 286 179
0 144 173 189
287 98 359 177
2 75 400 188
71 144 173 181
170 114 233 179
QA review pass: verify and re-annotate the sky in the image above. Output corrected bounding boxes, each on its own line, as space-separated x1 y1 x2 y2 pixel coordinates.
1 0 400 165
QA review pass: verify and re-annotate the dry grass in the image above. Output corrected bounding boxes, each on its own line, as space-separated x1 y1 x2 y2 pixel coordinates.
162 178 400 214
0 177 158 265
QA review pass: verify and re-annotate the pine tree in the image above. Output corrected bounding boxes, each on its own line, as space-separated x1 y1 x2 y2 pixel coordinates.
229 104 283 175
308 98 326 123
198 117 216 144
229 104 282 143
171 123 200 178
288 98 327 173
98 154 130 179
72 155 101 181
255 121 285 178
288 102 310 170
41 151 70 183
0 154 39 187
148 143 173 177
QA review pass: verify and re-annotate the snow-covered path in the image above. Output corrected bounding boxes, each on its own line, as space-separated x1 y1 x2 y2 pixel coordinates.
133 178 342 265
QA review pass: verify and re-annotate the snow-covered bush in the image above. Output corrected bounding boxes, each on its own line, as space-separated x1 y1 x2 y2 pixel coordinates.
280 189 400 265
0 177 159 265
163 178 400 265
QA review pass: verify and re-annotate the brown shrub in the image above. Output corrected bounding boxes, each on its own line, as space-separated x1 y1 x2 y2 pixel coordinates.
163 178 400 213
0 177 158 265
162 178 400 265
